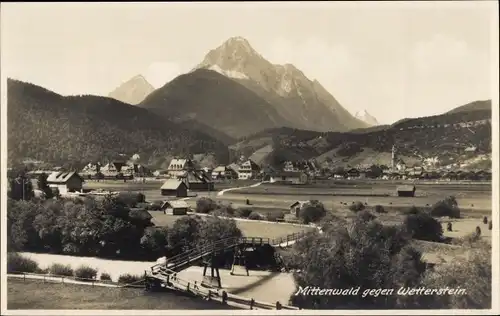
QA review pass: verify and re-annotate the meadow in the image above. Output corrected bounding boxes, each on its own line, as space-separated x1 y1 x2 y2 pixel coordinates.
149 212 311 239
7 278 237 310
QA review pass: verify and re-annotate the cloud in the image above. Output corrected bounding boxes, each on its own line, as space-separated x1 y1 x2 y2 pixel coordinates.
145 62 185 88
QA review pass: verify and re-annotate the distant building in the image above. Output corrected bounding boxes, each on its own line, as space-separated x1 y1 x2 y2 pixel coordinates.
270 171 309 184
101 161 128 178
238 160 260 180
160 179 188 197
346 168 360 179
81 162 101 177
396 185 416 197
161 200 189 215
212 165 238 180
167 158 195 177
178 170 214 191
46 171 84 195
464 146 477 153
289 200 310 218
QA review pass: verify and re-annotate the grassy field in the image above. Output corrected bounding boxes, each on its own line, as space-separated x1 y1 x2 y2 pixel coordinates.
83 179 259 192
150 212 310 239
7 278 237 310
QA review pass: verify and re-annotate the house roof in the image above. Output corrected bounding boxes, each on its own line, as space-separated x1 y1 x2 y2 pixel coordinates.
160 179 186 190
290 200 309 208
161 200 189 209
47 171 82 184
178 170 212 183
168 158 192 167
228 163 240 172
213 165 227 173
240 159 260 170
397 185 416 192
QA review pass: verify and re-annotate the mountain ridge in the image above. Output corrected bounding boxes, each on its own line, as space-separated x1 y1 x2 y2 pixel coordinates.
355 110 379 126
108 74 155 105
7 78 229 169
194 36 369 133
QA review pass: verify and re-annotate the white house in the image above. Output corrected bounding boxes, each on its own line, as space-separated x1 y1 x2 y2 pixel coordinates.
46 171 84 195
167 158 195 177
238 160 260 180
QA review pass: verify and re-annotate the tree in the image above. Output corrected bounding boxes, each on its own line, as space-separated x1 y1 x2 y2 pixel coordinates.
168 216 204 254
430 196 461 218
9 174 34 201
199 217 242 245
298 200 327 224
403 211 443 242
140 227 169 260
416 247 491 309
288 215 423 309
37 173 53 199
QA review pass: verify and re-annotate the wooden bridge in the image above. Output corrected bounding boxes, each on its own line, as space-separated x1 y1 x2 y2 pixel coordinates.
144 230 309 310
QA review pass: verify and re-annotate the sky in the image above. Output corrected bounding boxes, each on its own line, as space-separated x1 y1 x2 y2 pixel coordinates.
1 1 497 124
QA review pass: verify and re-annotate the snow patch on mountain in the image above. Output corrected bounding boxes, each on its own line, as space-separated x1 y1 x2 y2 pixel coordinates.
208 65 249 80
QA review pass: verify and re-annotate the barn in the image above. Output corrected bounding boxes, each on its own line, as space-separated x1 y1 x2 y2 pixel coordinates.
397 185 416 197
46 171 84 195
161 200 189 215
289 200 309 217
160 179 188 197
270 172 309 185
178 170 214 191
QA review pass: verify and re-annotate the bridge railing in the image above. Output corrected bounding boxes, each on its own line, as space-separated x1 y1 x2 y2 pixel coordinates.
153 269 299 310
151 229 312 273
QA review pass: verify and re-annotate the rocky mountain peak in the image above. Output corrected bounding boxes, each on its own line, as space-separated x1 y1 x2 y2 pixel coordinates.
355 110 379 126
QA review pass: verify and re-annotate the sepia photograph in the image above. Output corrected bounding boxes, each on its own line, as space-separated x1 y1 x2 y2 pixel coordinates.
1 1 498 315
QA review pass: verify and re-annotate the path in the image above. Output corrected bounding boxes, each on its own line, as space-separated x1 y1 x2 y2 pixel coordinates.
217 182 267 197
8 273 120 288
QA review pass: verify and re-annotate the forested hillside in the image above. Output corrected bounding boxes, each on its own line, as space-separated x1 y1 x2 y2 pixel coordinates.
7 79 229 168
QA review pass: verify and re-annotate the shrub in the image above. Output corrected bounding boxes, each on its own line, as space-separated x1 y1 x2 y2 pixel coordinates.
299 200 327 224
475 226 481 236
374 205 386 213
348 201 365 212
100 272 112 281
288 218 423 309
488 221 492 230
7 253 39 273
36 267 50 274
49 263 74 276
236 207 253 218
355 210 377 223
267 211 285 222
74 265 98 280
116 192 145 207
149 200 163 211
430 196 461 218
403 212 443 242
136 202 150 210
483 216 488 224
118 273 142 284
416 247 491 308
248 211 263 220
403 206 421 215
196 197 217 213
213 204 236 217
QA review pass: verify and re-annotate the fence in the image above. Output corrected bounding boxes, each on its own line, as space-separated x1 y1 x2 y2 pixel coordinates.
150 269 298 310
8 270 149 288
